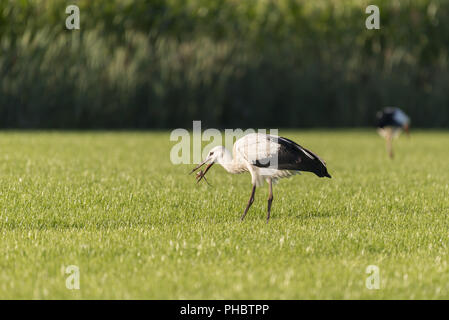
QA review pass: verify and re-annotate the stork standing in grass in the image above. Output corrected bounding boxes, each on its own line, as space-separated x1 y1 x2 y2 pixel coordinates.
376 107 410 159
190 133 331 223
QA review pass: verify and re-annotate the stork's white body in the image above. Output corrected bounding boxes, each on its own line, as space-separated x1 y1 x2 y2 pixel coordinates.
191 133 331 222
217 133 299 186
376 107 411 158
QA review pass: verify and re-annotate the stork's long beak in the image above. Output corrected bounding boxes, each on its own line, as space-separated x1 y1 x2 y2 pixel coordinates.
189 159 208 175
189 158 214 185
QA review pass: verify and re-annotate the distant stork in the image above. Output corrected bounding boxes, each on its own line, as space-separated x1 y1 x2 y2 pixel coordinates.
190 133 331 223
376 107 410 158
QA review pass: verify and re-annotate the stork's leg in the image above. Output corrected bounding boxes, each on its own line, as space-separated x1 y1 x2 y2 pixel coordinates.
386 132 394 159
241 185 256 221
267 178 273 223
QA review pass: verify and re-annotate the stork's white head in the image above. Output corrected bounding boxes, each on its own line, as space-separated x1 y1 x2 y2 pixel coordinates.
204 146 227 164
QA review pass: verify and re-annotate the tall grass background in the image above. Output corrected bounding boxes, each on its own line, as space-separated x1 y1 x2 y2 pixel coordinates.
1 0 448 129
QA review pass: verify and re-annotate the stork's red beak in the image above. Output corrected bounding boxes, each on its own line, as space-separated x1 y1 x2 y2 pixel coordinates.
189 159 208 175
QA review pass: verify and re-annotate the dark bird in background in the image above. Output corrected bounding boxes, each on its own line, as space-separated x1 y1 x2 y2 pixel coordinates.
376 107 411 159
190 133 331 223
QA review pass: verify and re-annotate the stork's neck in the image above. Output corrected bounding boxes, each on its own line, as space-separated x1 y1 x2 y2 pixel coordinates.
217 147 241 174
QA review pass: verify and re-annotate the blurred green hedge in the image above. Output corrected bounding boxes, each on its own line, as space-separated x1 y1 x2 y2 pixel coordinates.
1 0 448 128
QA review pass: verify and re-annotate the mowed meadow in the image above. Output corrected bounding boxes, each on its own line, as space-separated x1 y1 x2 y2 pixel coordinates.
0 130 448 299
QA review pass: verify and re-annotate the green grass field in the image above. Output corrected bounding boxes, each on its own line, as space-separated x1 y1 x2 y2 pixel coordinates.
1 130 448 299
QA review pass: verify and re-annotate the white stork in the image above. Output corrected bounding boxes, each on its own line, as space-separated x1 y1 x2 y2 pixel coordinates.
376 107 410 158
190 133 331 223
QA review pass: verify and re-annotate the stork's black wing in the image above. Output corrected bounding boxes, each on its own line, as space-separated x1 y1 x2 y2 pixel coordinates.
254 136 331 178
376 108 401 128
